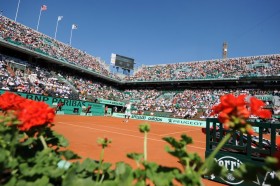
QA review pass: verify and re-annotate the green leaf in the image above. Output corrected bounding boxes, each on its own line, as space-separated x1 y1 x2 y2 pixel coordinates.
143 162 176 186
127 153 144 162
114 162 134 185
19 163 36 176
7 158 19 169
163 136 184 149
76 158 98 172
181 134 193 145
33 176 50 186
265 156 279 169
101 180 125 186
101 162 112 170
57 134 69 147
21 137 35 146
62 166 96 186
3 176 17 186
203 159 227 178
139 123 150 133
0 149 8 162
60 150 80 160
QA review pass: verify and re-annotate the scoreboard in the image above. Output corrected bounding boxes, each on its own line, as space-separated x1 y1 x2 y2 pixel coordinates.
111 53 135 70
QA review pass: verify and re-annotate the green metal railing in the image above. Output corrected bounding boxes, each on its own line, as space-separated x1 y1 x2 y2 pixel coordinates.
206 118 280 159
204 118 280 185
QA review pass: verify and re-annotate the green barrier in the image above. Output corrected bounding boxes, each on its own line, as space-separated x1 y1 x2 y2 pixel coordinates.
0 90 104 116
112 113 260 132
143 111 173 118
106 108 112 116
255 95 273 101
98 98 125 106
204 118 279 185
112 113 206 127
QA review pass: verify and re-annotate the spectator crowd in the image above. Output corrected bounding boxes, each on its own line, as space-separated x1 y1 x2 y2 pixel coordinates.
1 15 279 83
126 55 280 81
0 15 120 81
0 15 279 120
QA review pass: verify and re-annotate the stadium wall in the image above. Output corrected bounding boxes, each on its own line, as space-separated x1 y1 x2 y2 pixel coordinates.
0 90 105 116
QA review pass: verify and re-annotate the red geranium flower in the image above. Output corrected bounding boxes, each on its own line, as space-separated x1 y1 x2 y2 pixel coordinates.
0 91 25 111
211 94 271 135
220 94 247 114
17 100 55 131
211 94 247 116
250 97 265 113
217 111 230 125
236 106 250 120
0 92 55 131
250 97 272 119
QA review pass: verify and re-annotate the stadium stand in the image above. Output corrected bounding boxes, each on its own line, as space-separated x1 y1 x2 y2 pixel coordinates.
0 15 121 81
0 15 279 121
125 55 280 81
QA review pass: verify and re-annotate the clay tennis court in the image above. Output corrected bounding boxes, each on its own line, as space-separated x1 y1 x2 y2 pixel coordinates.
53 115 225 186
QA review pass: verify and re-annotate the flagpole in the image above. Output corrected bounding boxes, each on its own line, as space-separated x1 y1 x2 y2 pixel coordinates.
15 0 21 21
36 8 42 31
54 18 59 39
70 27 73 45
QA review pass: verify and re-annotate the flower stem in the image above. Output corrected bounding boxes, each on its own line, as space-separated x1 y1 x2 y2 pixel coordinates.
144 131 147 161
199 131 232 175
96 147 104 182
39 135 48 150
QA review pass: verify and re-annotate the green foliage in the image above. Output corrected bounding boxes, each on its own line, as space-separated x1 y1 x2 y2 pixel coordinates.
127 152 144 167
233 158 280 185
1 114 280 185
162 135 204 185
139 123 150 133
97 137 112 149
163 134 203 170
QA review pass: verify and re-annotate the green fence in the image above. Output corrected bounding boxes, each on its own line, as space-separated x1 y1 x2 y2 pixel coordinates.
0 90 105 116
204 118 280 185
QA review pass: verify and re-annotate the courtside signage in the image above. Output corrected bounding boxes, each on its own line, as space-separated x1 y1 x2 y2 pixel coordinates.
0 90 104 115
215 156 244 185
98 98 125 106
112 113 206 127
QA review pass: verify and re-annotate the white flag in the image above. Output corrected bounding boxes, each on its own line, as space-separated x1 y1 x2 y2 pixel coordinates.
72 24 78 29
41 5 47 11
58 16 63 21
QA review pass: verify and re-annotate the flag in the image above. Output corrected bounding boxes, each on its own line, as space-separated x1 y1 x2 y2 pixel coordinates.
41 5 47 11
58 16 63 21
72 24 78 30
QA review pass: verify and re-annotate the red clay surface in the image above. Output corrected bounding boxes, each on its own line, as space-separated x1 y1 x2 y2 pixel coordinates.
53 115 226 186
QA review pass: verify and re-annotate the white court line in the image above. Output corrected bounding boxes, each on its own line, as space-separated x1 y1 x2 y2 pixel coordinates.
160 128 202 136
58 122 205 150
159 129 206 144
74 121 161 136
62 121 205 144
60 122 163 142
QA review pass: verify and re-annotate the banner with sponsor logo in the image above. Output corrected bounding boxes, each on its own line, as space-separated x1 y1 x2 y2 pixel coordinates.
98 98 125 106
112 113 206 127
255 95 273 101
204 151 276 185
0 90 104 115
112 113 260 132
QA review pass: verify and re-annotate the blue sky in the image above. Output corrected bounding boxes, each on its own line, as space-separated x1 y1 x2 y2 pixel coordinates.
1 0 280 68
